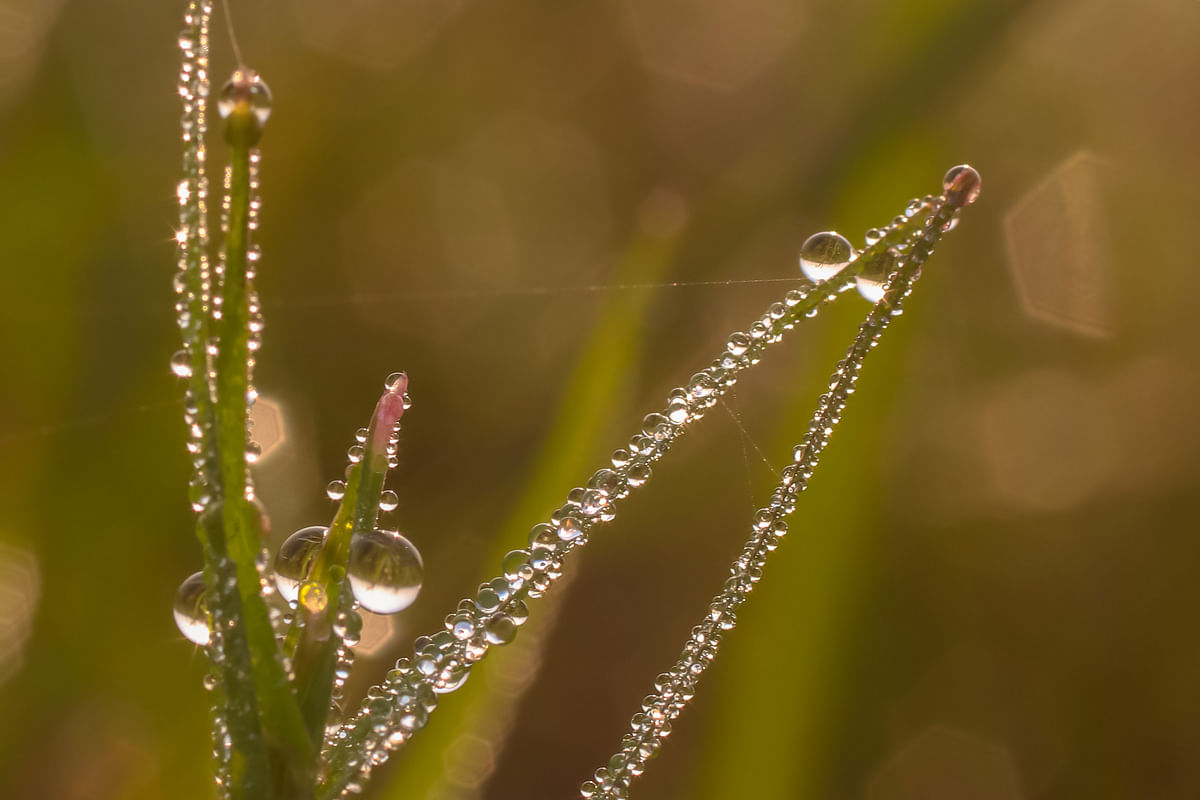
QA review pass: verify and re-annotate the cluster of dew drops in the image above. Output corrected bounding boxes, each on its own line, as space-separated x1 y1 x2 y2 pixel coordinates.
173 372 425 658
797 164 981 297
171 18 426 669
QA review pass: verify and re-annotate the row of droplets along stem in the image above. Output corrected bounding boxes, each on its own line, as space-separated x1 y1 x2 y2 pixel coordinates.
579 169 979 800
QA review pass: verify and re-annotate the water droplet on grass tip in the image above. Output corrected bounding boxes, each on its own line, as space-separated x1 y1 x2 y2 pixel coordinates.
942 164 981 207
379 490 399 512
174 571 211 645
274 526 327 604
799 231 855 283
217 69 272 129
348 529 423 614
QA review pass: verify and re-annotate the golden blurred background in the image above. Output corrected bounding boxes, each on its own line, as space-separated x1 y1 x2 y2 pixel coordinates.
1 0 1198 798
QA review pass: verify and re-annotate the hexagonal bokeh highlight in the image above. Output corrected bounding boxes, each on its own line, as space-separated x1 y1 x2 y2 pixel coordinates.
0 543 40 685
622 0 801 90
442 733 496 789
868 725 1023 800
293 0 464 72
248 396 286 463
354 610 402 659
1004 152 1115 337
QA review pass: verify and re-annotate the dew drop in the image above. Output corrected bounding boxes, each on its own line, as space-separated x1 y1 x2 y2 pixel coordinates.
484 614 517 646
385 372 407 391
726 332 750 357
274 526 327 604
298 580 328 614
379 490 399 512
217 69 272 129
855 249 899 304
942 164 981 207
327 480 346 501
174 571 211 646
348 529 423 614
798 231 855 283
170 350 193 378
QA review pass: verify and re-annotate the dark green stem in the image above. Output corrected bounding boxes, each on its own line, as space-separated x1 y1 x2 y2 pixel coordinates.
213 98 315 797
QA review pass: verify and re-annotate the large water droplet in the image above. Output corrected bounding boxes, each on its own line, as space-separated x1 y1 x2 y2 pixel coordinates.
942 164 981 207
348 529 423 614
174 571 210 645
855 249 899 303
798 231 855 283
217 69 272 130
274 526 327 604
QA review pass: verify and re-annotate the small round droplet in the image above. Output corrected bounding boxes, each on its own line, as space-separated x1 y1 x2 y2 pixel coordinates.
170 350 193 379
174 571 210 645
942 164 981 207
385 372 407 391
348 529 423 614
379 490 399 512
274 526 327 604
799 231 855 283
217 68 272 129
327 480 346 501
484 614 517 646
726 332 750 357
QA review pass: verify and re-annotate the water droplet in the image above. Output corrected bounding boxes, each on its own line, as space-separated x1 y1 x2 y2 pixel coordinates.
942 164 981 207
726 332 750 356
379 490 399 512
348 529 423 614
174 571 211 645
274 526 327 604
178 29 195 52
333 610 363 646
484 614 517 646
798 231 855 283
327 480 346 501
217 69 272 129
170 350 193 378
298 580 328 614
856 249 900 303
385 372 407 391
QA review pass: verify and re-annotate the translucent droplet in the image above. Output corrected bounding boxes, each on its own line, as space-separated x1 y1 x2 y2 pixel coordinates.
217 68 272 129
170 350 193 378
348 529 423 614
942 164 981 207
178 30 195 52
798 231 855 283
174 571 210 646
726 332 750 357
298 580 328 614
274 526 327 604
385 372 407 391
379 490 399 512
484 614 517 646
856 249 899 304
327 480 346 501
333 610 363 646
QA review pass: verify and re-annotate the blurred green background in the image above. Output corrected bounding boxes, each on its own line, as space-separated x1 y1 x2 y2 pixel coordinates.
2 0 1199 798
